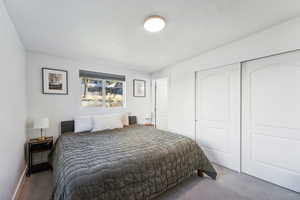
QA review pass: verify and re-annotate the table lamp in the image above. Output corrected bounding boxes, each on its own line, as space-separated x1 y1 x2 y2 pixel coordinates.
33 118 49 141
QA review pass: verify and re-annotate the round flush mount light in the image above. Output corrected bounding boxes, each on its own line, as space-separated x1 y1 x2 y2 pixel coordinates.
144 15 166 33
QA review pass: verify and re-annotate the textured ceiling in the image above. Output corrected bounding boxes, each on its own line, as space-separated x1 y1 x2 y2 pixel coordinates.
5 0 300 72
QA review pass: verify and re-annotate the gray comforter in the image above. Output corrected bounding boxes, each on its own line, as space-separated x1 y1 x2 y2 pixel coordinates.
50 125 217 200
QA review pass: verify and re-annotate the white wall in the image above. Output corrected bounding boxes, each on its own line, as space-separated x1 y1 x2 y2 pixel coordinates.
0 1 27 199
26 52 151 139
152 16 300 139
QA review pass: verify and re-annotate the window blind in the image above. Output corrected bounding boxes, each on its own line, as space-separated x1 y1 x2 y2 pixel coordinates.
79 70 126 81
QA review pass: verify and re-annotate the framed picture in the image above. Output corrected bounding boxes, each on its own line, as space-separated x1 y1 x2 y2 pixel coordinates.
42 68 68 95
133 79 146 97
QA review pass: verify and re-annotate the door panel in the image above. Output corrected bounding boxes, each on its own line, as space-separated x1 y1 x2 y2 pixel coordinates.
200 127 228 152
242 51 300 193
196 63 241 171
199 73 229 121
155 78 168 131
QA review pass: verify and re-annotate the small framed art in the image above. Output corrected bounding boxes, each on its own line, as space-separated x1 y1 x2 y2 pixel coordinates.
133 79 146 97
42 68 68 95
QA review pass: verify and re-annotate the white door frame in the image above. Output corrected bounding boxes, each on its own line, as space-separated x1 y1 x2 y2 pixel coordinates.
153 77 169 130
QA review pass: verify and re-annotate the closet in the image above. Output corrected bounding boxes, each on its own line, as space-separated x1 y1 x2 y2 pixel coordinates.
196 63 241 172
196 51 300 193
242 51 300 193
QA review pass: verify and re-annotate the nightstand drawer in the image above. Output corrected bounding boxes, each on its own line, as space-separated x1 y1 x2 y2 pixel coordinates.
30 142 53 152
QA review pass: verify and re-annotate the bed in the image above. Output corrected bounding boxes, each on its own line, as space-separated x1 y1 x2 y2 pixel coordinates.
49 121 217 200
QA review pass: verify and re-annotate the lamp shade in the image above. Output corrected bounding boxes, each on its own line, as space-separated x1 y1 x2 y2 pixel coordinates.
33 118 49 129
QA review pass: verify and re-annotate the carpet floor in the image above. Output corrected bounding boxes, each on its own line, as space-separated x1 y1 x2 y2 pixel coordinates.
18 165 300 200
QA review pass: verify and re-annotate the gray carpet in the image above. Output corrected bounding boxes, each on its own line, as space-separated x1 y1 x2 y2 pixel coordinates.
19 165 300 200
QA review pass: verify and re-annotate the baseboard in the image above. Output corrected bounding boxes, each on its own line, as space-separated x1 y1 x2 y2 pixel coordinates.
11 166 27 200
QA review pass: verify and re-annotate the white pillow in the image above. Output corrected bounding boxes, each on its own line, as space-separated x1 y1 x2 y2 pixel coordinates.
74 116 93 133
92 114 123 132
121 113 129 126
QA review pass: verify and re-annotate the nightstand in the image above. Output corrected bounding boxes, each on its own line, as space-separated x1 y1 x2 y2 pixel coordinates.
26 136 53 177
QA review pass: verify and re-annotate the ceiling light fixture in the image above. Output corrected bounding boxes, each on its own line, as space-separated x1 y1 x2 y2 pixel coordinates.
144 15 166 33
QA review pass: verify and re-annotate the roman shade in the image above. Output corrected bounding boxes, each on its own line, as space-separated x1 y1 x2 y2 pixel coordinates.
79 70 126 81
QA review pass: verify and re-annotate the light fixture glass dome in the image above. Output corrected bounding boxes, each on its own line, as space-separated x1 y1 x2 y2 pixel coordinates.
144 15 166 33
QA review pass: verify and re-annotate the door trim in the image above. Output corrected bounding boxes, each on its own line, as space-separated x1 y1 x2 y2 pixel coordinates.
241 49 300 64
153 77 169 130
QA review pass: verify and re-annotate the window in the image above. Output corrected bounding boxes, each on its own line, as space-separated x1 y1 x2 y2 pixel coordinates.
105 80 124 107
80 70 125 108
81 78 103 107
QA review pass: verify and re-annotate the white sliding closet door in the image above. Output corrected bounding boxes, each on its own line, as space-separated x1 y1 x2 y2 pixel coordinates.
242 51 300 193
196 63 241 171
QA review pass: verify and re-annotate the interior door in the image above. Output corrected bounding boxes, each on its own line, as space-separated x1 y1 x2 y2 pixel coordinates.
196 63 241 171
242 51 300 193
155 78 168 130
